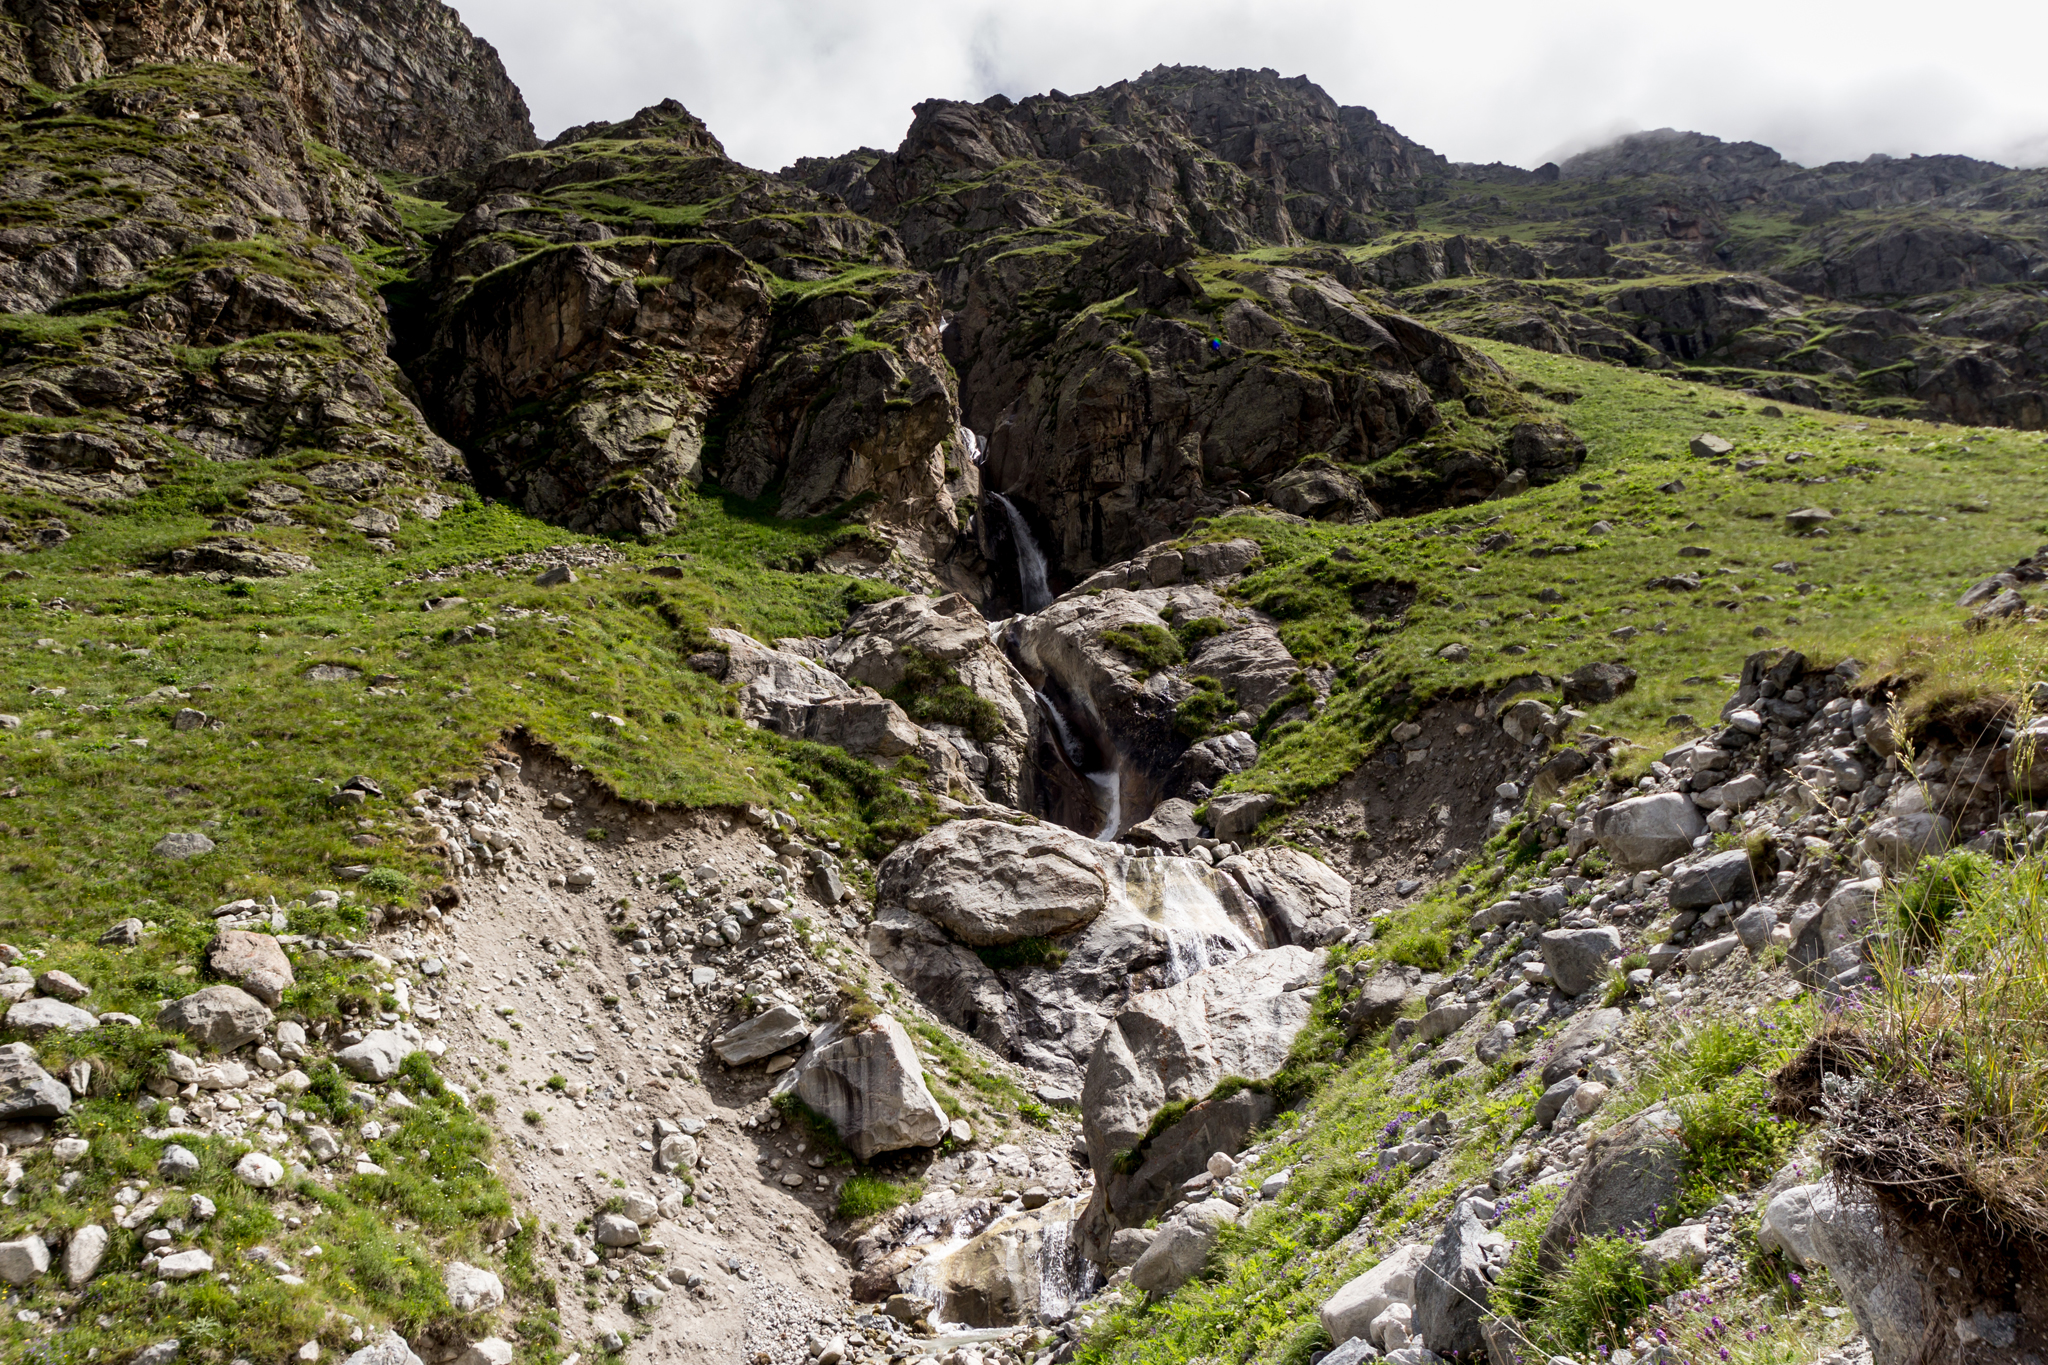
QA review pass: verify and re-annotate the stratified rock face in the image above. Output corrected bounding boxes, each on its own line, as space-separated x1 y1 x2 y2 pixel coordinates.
297 0 537 174
0 0 533 175
0 49 465 523
412 101 965 546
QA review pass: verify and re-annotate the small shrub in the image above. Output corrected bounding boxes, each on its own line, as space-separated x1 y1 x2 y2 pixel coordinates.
1533 1234 1677 1351
1175 674 1237 739
546 1074 567 1090
359 867 413 901
836 1173 921 1222
1100 622 1184 675
1172 614 1230 651
523 1109 542 1126
1889 848 1994 949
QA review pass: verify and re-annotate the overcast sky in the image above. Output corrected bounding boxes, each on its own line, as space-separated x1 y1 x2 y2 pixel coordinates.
453 0 2048 174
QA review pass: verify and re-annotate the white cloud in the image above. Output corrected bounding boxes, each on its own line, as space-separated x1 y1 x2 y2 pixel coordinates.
454 0 2048 173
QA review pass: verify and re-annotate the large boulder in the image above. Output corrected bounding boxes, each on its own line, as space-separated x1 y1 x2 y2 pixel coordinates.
1667 849 1763 911
1081 946 1326 1178
1592 792 1706 870
1758 1182 1822 1266
344 1329 426 1365
1217 846 1356 946
1861 814 1952 873
876 820 1110 946
444 1260 506 1313
1539 927 1621 997
1320 1242 1429 1346
1128 1199 1237 1297
0 1042 71 1119
1097 1085 1275 1232
1537 1109 1685 1272
1806 1180 1926 1365
1341 966 1423 1040
157 986 272 1051
1414 1207 1507 1358
0 1234 48 1286
711 1003 813 1066
869 829 1273 1095
771 1016 947 1161
207 930 295 1007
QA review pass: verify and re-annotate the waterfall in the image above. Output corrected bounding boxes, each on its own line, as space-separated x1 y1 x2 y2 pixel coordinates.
986 491 1052 612
1035 1202 1101 1322
1108 855 1260 985
1089 769 1122 842
1035 690 1086 769
959 426 987 467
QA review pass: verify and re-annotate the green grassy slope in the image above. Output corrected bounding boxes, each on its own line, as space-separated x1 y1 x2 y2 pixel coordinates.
1203 338 2048 805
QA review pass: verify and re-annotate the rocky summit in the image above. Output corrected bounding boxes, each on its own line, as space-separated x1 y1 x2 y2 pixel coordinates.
0 7 2044 1365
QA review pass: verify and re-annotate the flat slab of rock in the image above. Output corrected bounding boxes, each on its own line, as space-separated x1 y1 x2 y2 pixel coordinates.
157 986 272 1052
152 831 216 859
711 1003 813 1065
5 997 99 1037
771 1016 946 1161
208 930 295 1007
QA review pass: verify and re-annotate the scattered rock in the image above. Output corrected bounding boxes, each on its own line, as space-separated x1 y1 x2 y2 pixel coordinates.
1129 1199 1237 1296
0 1233 48 1285
5 996 99 1037
1414 1206 1505 1357
158 986 273 1051
334 1030 419 1082
65 1223 108 1285
1539 927 1621 997
1592 792 1706 870
207 930 296 1007
234 1152 285 1188
444 1260 506 1313
152 832 216 860
711 1003 813 1066
1537 1110 1685 1272
0 1041 71 1119
1320 1242 1429 1345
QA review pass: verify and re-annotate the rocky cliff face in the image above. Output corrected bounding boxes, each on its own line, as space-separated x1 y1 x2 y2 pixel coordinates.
0 0 534 172
406 99 966 546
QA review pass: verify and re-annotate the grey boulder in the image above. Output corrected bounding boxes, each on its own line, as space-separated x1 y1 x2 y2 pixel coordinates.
1413 1206 1505 1358
1217 846 1356 946
0 1041 71 1119
1320 1242 1428 1345
334 1029 418 1082
1129 1198 1237 1296
152 832 216 859
344 1330 426 1365
1667 849 1762 911
1206 792 1277 841
1539 927 1621 997
157 986 273 1051
1592 792 1705 870
875 819 1109 946
711 1003 813 1066
1806 1180 1925 1365
5 996 99 1037
207 930 296 1007
771 1016 946 1161
1537 1110 1684 1272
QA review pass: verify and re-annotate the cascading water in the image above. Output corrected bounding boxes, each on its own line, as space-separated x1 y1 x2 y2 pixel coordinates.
986 491 1052 613
1108 855 1260 985
958 425 987 466
1089 770 1122 842
1035 1206 1102 1321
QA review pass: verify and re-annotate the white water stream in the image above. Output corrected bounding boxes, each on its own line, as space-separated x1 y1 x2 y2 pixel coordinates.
986 490 1052 613
1107 855 1259 985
